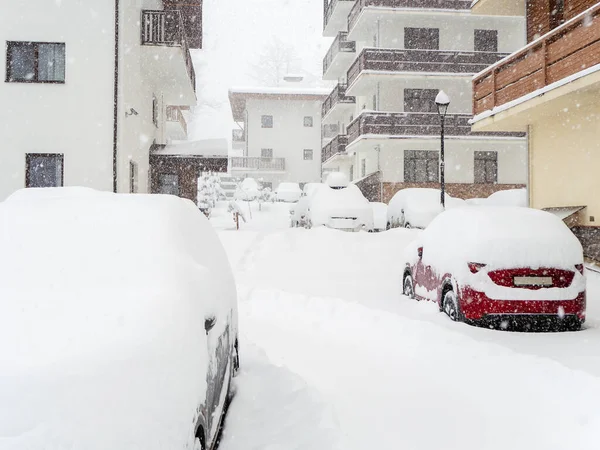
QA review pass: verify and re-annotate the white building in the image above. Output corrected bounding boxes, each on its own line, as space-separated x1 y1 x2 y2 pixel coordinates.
321 0 528 202
0 0 201 200
228 87 329 190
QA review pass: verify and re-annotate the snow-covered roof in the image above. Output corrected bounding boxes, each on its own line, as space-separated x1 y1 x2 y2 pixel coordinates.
229 87 329 121
153 138 229 157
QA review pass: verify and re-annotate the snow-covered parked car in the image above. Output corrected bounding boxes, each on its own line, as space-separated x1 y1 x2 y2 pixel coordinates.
402 207 586 331
371 202 388 232
275 182 302 203
387 188 465 229
465 188 527 207
290 183 324 228
0 188 239 450
307 174 373 231
234 177 260 201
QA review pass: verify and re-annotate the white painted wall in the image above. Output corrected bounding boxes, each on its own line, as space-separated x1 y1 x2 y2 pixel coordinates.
241 97 324 185
0 0 195 200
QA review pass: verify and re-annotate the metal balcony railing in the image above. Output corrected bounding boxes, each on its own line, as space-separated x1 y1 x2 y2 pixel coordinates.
322 135 349 163
323 32 356 75
230 157 286 171
322 83 356 118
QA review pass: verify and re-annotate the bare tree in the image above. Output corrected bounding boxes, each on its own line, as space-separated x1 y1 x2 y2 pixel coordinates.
248 37 300 87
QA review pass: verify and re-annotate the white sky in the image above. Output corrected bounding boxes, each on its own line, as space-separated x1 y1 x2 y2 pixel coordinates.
188 0 332 142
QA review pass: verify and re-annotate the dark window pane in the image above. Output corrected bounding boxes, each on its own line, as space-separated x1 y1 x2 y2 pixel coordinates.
404 89 438 113
8 43 36 82
404 150 438 182
261 115 273 128
303 149 313 160
474 30 498 52
38 43 65 82
159 174 179 196
404 28 439 50
261 148 273 158
27 154 63 187
303 116 313 127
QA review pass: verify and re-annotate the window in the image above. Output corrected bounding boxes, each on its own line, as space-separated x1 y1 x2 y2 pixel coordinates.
26 154 64 187
349 165 354 182
303 116 313 127
130 161 139 193
303 149 313 161
372 94 377 110
158 173 179 196
474 151 498 184
474 30 498 52
550 0 565 29
404 89 438 113
404 28 439 50
322 123 339 140
6 42 66 83
404 150 439 183
261 181 273 190
261 148 273 158
361 159 366 178
152 95 158 127
261 115 273 128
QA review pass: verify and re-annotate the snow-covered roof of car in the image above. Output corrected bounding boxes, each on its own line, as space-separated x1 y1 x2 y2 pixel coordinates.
276 182 302 191
0 189 236 450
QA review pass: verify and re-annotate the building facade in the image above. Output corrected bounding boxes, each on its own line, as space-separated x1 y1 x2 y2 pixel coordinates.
321 0 528 202
228 88 328 189
0 0 201 201
471 0 600 259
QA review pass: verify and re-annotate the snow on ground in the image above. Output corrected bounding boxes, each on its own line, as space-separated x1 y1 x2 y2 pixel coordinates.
213 202 600 450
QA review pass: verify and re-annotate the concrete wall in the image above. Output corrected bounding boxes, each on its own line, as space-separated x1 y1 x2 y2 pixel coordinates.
245 97 324 185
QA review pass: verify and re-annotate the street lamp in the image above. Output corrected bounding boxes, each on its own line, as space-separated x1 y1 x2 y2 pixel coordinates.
375 144 383 202
435 90 450 208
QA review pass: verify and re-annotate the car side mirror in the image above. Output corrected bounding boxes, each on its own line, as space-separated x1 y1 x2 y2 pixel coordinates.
418 247 423 259
204 316 216 334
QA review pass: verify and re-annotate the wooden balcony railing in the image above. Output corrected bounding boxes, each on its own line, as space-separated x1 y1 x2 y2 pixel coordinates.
347 48 509 87
348 0 471 31
323 32 356 75
166 106 187 135
324 0 356 30
322 83 356 118
142 10 196 92
232 129 245 142
230 157 285 171
347 111 524 143
322 134 349 163
473 3 600 117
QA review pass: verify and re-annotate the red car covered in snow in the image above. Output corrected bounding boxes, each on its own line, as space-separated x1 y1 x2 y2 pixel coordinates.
402 207 586 331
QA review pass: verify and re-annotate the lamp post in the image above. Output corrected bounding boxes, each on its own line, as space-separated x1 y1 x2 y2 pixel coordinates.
375 144 382 202
435 90 450 208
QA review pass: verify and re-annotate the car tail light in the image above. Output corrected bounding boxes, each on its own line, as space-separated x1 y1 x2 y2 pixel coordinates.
575 264 584 275
468 262 486 274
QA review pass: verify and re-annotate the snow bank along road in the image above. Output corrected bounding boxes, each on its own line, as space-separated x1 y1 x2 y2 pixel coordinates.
212 203 600 450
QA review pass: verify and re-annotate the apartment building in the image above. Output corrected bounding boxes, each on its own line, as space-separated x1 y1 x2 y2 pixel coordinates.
0 0 201 200
471 0 600 259
228 87 328 189
321 0 528 202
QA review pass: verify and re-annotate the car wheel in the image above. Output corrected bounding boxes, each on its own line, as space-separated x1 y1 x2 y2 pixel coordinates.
193 437 204 450
403 274 415 299
404 222 412 229
443 290 460 322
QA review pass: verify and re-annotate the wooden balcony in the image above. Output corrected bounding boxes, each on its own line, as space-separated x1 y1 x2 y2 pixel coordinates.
142 10 196 93
348 0 471 32
347 111 523 144
347 48 509 87
322 83 356 119
322 135 349 163
473 3 600 117
323 32 356 78
230 157 285 172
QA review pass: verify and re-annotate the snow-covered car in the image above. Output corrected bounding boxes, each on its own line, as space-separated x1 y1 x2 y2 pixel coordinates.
275 182 302 202
307 175 373 231
402 207 586 331
290 183 324 228
234 177 260 201
387 188 465 229
371 202 388 232
0 188 239 450
465 188 527 207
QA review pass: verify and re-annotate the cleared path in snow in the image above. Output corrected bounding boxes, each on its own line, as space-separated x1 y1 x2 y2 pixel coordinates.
214 203 600 449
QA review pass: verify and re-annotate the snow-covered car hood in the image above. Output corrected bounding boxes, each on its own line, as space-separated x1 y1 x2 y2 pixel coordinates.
309 185 374 229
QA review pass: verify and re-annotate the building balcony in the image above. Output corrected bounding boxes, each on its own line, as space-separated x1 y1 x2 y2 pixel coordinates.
472 3 600 131
470 0 525 16
347 111 523 146
348 0 471 36
230 157 286 172
323 32 356 80
322 134 349 164
141 9 196 105
322 83 356 124
346 48 508 95
324 0 356 37
165 106 188 140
